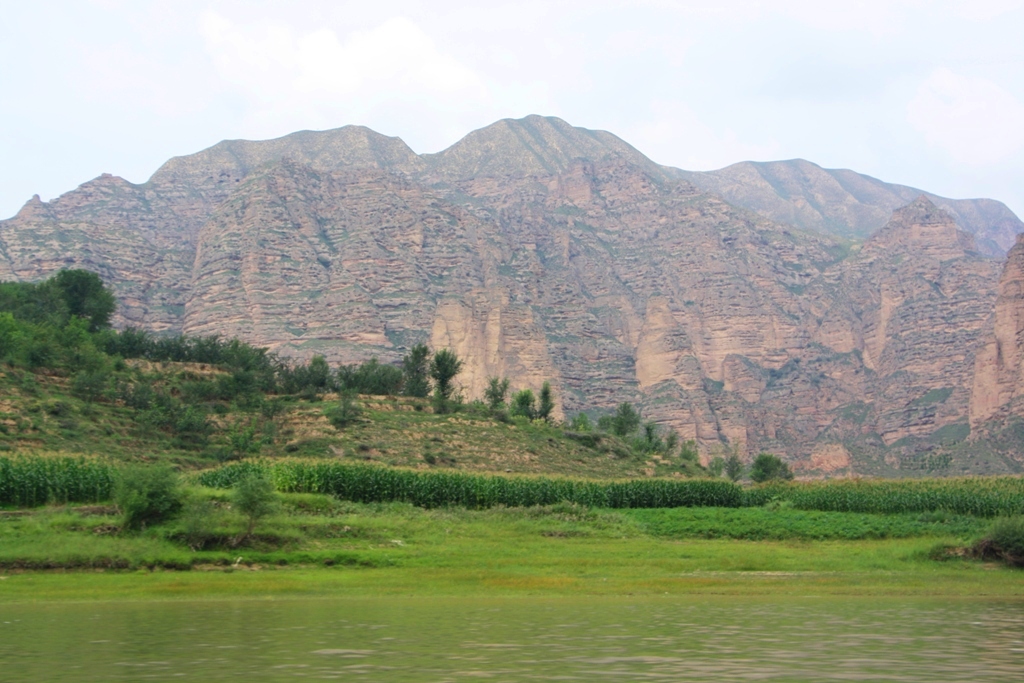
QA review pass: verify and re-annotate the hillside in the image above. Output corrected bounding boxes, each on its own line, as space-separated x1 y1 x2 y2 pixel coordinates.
2 116 1023 475
675 159 1024 255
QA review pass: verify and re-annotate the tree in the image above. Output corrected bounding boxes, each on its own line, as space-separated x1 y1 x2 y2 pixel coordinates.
569 412 592 432
402 344 431 398
232 474 278 544
429 348 463 402
708 456 726 477
324 390 361 429
610 402 641 437
484 376 510 410
749 453 794 483
52 269 116 331
115 465 182 531
510 389 536 419
724 453 745 482
537 382 555 422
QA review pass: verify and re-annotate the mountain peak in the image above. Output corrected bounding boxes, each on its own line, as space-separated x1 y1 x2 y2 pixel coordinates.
864 196 976 259
149 125 423 189
423 115 662 180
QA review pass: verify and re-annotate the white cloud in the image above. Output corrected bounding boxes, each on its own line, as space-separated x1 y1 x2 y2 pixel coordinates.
199 11 490 138
907 68 1024 165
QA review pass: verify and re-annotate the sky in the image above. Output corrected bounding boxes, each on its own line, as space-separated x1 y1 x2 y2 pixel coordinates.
1 0 1023 220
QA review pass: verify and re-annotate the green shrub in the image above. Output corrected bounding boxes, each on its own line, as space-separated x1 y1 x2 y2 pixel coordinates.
749 453 794 483
484 377 510 410
609 403 641 437
325 392 361 429
233 474 279 541
724 454 744 482
973 516 1024 567
401 344 431 398
115 465 182 531
511 389 536 419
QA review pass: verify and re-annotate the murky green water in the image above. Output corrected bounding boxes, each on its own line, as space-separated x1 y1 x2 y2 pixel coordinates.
1 596 1022 681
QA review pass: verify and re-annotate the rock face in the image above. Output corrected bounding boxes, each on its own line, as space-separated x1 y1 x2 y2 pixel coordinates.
1 115 1019 473
676 159 1023 256
971 235 1024 427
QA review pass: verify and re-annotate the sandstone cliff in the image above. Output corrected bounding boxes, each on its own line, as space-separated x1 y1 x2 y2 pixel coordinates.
1 116 1019 474
676 159 1023 256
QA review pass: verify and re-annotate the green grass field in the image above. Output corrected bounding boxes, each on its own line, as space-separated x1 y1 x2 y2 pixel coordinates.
2 491 1020 603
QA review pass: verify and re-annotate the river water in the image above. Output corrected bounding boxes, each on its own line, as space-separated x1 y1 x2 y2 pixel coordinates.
1 596 1022 681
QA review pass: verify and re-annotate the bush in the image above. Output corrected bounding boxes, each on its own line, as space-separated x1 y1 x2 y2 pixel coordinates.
569 413 592 432
724 454 744 482
708 456 726 477
177 496 219 551
233 474 278 541
402 344 431 398
609 403 641 437
749 453 794 483
325 391 361 429
337 357 404 396
538 382 555 422
484 377 510 410
510 389 536 419
973 516 1024 567
115 465 182 531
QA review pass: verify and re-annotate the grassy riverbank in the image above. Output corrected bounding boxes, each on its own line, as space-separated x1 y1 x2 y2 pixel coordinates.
2 492 1020 602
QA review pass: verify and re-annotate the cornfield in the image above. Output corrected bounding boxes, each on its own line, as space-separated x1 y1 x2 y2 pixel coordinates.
195 460 743 510
743 477 1024 517
0 456 116 507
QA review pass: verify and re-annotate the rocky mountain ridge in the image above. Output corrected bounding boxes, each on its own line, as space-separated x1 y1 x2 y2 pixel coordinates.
2 115 1023 474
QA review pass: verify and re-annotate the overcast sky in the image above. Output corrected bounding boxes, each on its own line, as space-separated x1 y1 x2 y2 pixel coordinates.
2 0 1023 220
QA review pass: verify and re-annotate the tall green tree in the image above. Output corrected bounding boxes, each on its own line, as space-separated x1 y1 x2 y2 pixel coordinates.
429 348 463 412
484 376 511 410
402 343 431 398
510 389 536 419
52 269 116 331
537 381 555 422
610 402 641 437
724 453 745 482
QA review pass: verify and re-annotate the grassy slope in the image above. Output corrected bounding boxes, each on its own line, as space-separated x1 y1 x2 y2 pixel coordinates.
0 367 696 478
2 493 1020 602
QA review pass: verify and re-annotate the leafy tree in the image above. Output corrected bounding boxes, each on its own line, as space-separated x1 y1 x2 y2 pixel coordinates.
610 402 641 437
429 348 463 411
338 357 404 396
115 465 182 531
569 412 592 432
484 376 511 410
52 269 116 331
233 474 278 543
724 453 745 482
510 389 536 419
708 456 726 477
678 439 699 463
537 382 555 422
749 453 794 483
402 343 431 398
325 390 361 429
228 422 261 459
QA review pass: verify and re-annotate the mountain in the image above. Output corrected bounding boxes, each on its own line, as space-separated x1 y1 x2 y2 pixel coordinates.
675 159 1023 256
2 115 1021 474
